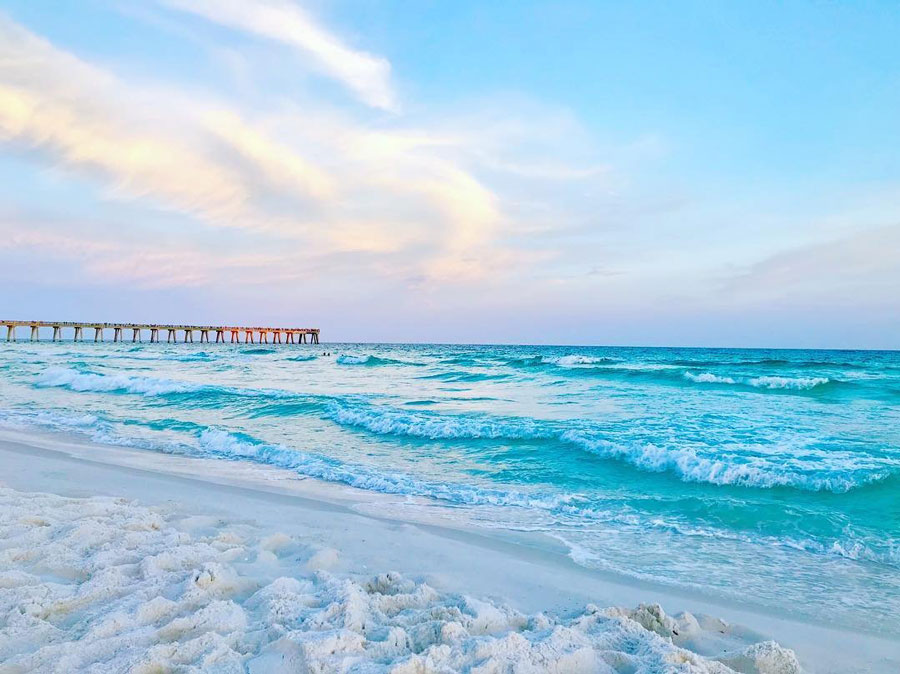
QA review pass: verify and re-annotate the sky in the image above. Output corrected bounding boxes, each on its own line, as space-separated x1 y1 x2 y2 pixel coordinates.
1 0 898 348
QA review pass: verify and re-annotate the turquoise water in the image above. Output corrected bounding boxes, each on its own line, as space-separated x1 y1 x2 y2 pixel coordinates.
1 342 899 634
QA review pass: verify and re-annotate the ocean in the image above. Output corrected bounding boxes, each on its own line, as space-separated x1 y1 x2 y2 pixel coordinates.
1 342 898 635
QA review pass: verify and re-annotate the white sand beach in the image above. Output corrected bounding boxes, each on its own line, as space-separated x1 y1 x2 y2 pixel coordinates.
1 428 897 673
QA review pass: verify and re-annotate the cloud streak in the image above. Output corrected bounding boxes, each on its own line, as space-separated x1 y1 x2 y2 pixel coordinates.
0 18 253 226
0 10 621 294
722 224 900 306
0 225 279 288
159 0 396 110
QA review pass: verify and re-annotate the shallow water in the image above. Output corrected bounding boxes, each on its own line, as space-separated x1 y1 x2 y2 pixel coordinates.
1 342 898 634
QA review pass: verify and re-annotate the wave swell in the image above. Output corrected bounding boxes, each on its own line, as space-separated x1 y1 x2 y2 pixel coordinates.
323 402 898 493
37 367 202 396
336 354 421 366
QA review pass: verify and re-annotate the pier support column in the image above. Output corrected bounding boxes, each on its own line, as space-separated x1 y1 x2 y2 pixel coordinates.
245 330 253 344
94 327 103 342
286 332 295 344
313 333 319 344
150 329 159 343
273 332 282 344
200 330 209 343
167 329 176 343
300 333 307 344
215 330 224 343
132 328 141 342
5 325 14 342
52 326 61 342
184 330 193 343
113 327 122 342
260 331 268 344
30 325 39 341
230 330 239 343
74 326 83 342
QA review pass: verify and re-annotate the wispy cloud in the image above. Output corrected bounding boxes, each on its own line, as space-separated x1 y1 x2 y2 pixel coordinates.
203 109 336 201
0 17 337 237
722 224 900 306
0 10 618 290
0 224 278 288
158 0 396 110
0 18 252 225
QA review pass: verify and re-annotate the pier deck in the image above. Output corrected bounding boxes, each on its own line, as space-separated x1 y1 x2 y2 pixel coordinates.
2 321 320 344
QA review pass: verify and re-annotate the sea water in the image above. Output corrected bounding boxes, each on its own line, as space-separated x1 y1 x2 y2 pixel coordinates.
1 342 898 634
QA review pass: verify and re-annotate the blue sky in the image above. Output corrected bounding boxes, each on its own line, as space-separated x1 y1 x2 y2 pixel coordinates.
1 0 898 347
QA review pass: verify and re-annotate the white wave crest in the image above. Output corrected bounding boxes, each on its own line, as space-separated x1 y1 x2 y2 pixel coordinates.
747 376 830 390
558 430 894 492
322 403 896 492
549 355 617 367
37 367 201 396
336 354 372 364
325 403 550 441
684 372 737 384
196 429 569 509
684 372 830 390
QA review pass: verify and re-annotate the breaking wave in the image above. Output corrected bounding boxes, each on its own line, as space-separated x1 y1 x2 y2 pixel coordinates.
558 430 896 493
37 367 202 396
497 357 847 395
505 354 620 369
684 372 831 390
193 429 570 509
28 365 897 493
322 402 898 493
325 403 551 441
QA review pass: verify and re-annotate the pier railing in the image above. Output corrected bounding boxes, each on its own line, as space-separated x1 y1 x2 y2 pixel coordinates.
1 321 320 344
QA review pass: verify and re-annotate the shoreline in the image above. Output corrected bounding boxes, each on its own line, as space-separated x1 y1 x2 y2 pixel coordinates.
1 427 898 672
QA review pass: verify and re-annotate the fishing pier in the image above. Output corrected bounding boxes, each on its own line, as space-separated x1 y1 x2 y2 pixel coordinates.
2 321 320 345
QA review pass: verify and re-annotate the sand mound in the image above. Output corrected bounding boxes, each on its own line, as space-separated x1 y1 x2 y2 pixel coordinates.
0 487 800 673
